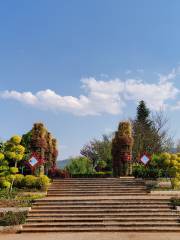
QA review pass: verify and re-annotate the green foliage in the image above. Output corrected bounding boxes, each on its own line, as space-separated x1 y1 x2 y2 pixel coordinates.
22 175 37 188
5 135 25 167
171 198 180 207
21 123 58 175
0 180 11 189
10 167 19 174
0 152 4 161
10 135 22 144
36 175 50 190
112 121 133 176
132 101 172 161
0 211 27 226
133 152 180 189
0 188 18 200
71 171 112 178
132 163 163 179
97 160 107 170
66 156 94 175
81 134 112 171
13 174 24 188
15 193 46 207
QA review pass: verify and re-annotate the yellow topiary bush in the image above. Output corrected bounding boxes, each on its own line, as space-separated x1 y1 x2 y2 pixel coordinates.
23 175 37 188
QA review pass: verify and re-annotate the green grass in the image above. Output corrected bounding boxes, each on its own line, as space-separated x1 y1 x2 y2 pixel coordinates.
170 198 180 209
0 188 45 207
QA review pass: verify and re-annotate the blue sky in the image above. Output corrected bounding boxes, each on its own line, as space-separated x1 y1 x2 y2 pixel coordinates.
0 0 180 160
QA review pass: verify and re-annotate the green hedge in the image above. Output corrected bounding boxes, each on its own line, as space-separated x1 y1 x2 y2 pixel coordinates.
71 171 112 178
0 174 51 191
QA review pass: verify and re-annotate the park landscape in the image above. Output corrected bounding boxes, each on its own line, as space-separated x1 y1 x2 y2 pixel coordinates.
1 101 180 237
1 1 180 239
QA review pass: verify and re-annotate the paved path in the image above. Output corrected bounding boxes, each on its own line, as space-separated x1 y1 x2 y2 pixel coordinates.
0 232 180 240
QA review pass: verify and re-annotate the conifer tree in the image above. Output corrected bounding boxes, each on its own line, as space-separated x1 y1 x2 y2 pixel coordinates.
133 100 161 161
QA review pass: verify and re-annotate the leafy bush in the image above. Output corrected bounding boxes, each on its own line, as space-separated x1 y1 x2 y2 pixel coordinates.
0 153 4 161
14 174 24 188
10 135 22 144
132 163 164 179
71 171 112 178
0 180 11 189
1 174 51 190
36 175 50 190
22 175 37 188
171 198 180 207
66 157 94 175
133 152 180 189
0 211 27 226
15 193 46 207
10 167 19 174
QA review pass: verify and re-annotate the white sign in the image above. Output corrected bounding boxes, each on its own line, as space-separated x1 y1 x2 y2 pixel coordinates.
140 155 150 165
29 157 38 167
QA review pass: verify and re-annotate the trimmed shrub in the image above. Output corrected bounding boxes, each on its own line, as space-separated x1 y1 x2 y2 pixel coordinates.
22 175 37 188
1 180 11 189
14 174 24 188
71 171 112 178
10 135 22 144
10 167 19 174
36 175 50 190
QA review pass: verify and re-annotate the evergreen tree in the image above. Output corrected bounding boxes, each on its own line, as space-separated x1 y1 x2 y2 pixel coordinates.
132 101 162 161
137 100 151 124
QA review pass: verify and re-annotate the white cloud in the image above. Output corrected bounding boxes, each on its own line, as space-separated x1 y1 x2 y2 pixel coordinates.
158 67 180 83
0 68 180 116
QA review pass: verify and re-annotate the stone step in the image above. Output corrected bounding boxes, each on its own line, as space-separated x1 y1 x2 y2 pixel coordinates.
31 205 172 210
20 226 180 233
34 200 171 205
29 209 176 214
48 188 147 191
34 203 171 207
28 212 179 218
35 198 171 203
47 191 147 194
24 221 180 226
22 178 180 233
26 217 180 222
52 183 145 186
47 193 147 196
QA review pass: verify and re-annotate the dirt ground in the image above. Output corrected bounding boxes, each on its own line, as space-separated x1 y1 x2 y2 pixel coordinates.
0 232 180 240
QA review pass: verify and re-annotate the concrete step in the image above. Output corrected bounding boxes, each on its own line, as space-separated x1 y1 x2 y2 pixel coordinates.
34 201 171 206
28 213 179 218
29 209 176 214
26 217 177 224
31 205 172 210
20 226 180 233
35 198 171 203
23 222 180 227
22 178 180 233
47 193 148 196
33 203 171 208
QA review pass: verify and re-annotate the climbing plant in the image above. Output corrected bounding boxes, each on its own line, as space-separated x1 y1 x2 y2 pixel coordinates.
21 123 58 175
112 121 133 177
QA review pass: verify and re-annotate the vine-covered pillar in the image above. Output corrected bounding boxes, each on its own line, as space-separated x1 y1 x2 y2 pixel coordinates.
112 121 133 177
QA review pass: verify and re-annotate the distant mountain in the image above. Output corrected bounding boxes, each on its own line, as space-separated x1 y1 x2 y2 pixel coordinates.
56 159 71 169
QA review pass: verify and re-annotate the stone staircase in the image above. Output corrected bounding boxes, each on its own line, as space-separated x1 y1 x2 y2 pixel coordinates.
21 178 180 232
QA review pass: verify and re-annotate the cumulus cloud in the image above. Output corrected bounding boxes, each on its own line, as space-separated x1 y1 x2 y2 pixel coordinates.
0 69 180 116
158 67 180 83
